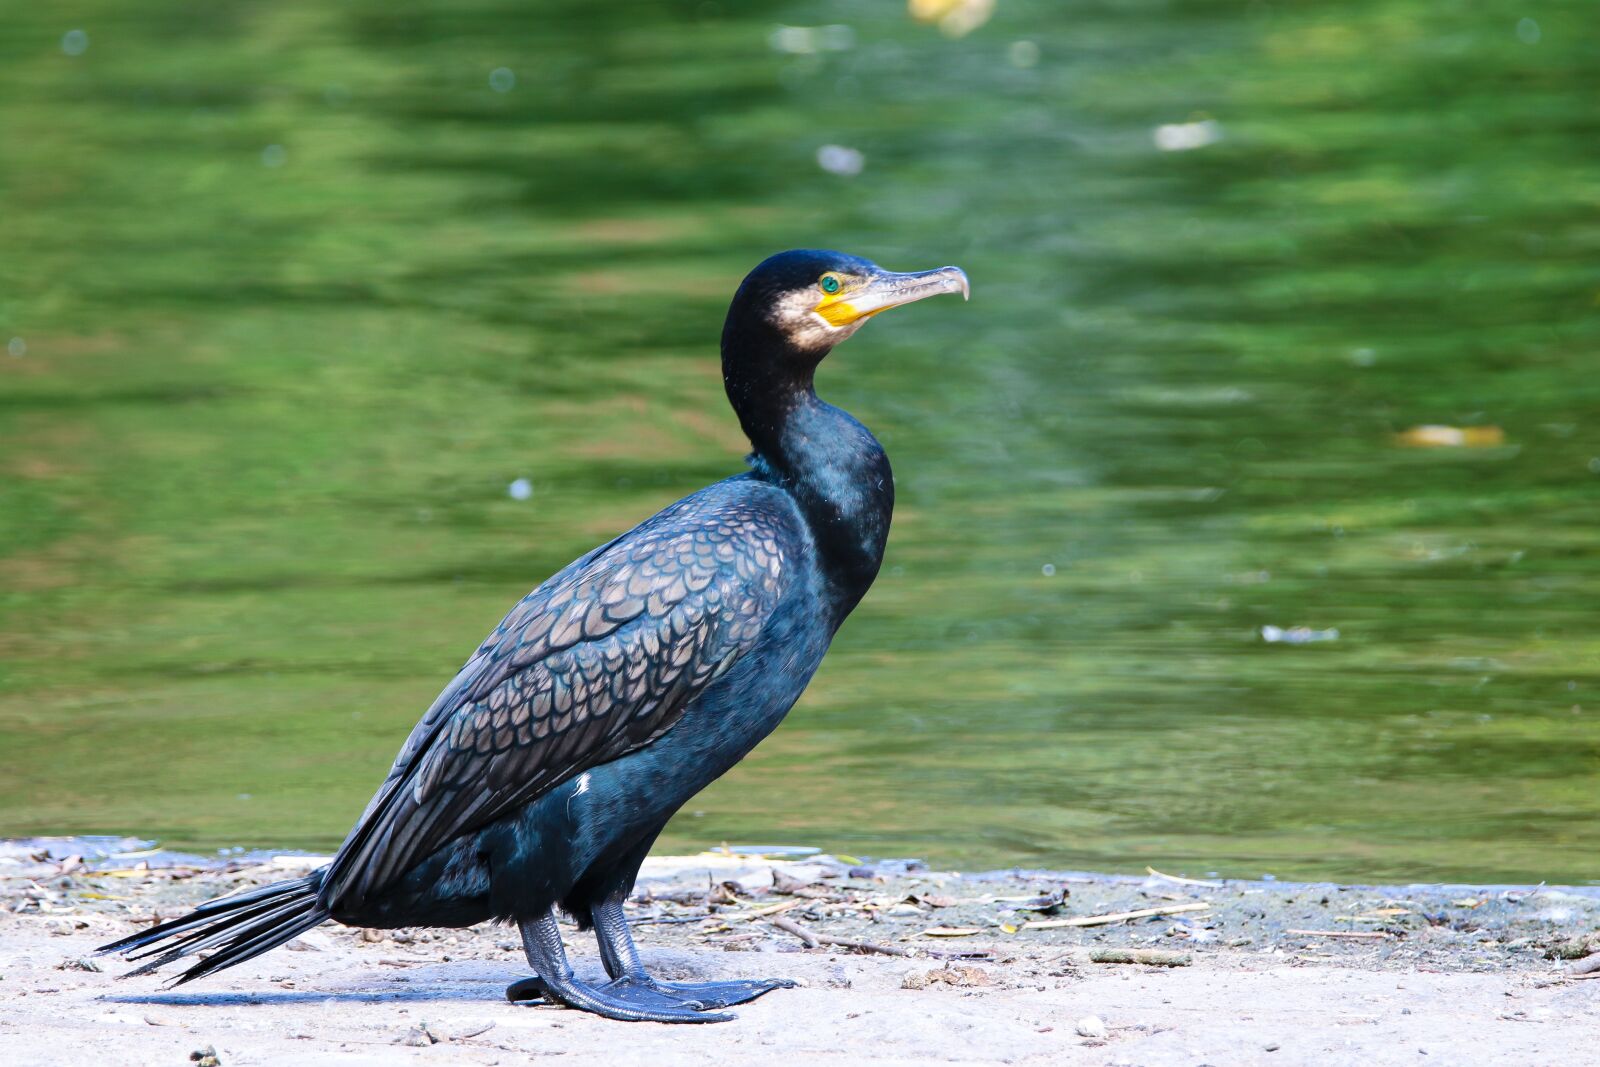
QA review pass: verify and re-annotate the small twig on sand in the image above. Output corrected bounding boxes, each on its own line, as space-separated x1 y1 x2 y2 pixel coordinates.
1023 902 1210 930
725 899 805 923
1286 929 1392 940
1090 948 1192 967
1566 953 1600 978
771 915 822 948
1146 867 1223 889
769 916 931 959
630 898 804 927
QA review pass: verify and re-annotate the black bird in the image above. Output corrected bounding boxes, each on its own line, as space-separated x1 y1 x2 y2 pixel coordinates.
98 250 969 1023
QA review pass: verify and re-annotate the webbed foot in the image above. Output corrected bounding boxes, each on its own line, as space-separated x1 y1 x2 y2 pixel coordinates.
513 912 733 1023
506 972 730 1023
507 974 785 1013
638 976 795 1009
580 891 797 1012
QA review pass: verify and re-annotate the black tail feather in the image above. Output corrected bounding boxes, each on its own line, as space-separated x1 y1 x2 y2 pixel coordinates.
97 871 329 986
116 885 307 962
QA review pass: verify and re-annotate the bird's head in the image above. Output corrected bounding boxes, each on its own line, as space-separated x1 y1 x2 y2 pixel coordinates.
724 249 970 362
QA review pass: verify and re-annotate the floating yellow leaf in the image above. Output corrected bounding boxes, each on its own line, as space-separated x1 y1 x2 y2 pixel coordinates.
908 0 994 38
1395 425 1505 448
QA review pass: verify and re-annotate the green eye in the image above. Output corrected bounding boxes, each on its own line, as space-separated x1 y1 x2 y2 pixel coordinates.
820 275 841 294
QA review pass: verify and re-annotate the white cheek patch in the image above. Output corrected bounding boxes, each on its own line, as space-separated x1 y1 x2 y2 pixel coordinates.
769 287 865 352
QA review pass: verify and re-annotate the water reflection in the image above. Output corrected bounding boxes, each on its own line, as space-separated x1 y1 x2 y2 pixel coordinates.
0 0 1596 884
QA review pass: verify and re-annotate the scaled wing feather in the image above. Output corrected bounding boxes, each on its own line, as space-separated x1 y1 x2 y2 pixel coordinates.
320 485 797 909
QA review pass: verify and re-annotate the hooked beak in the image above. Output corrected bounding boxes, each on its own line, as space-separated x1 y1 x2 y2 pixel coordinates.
815 265 971 328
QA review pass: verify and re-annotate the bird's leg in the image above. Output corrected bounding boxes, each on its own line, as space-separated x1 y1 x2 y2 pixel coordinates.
591 891 795 1010
508 910 729 1023
592 889 646 980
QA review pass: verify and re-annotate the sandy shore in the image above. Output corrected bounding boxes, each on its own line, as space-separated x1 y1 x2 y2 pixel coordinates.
2 838 1597 1066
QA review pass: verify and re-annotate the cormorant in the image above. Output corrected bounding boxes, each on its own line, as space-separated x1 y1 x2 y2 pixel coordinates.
98 250 970 1023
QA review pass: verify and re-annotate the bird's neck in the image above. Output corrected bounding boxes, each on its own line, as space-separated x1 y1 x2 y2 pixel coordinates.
767 393 894 616
723 338 893 619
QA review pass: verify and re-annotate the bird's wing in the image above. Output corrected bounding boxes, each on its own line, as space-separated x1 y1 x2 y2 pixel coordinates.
319 483 799 909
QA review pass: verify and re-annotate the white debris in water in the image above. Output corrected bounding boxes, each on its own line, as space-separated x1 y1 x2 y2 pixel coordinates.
768 24 855 55
1041 563 1056 576
816 144 864 176
1261 625 1340 644
489 67 516 92
1153 119 1222 152
1008 40 1040 68
62 29 89 56
508 478 533 501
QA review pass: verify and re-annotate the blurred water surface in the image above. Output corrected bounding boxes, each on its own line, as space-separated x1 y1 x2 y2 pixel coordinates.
2 1 1597 883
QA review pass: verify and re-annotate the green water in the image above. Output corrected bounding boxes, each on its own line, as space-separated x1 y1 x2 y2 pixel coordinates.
2 1 1596 885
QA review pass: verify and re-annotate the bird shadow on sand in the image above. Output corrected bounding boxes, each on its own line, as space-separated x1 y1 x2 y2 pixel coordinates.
99 985 530 1007
93 959 627 1011
97 960 597 1008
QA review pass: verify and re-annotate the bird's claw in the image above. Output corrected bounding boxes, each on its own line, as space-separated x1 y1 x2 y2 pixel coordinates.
505 976 553 1003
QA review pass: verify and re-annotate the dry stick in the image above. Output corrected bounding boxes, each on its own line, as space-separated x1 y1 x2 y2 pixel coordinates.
1145 867 1223 889
1566 953 1600 978
770 915 944 960
771 915 822 948
1286 929 1392 940
1022 902 1210 930
631 888 705 905
631 897 805 927
1089 948 1192 967
725 899 805 923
